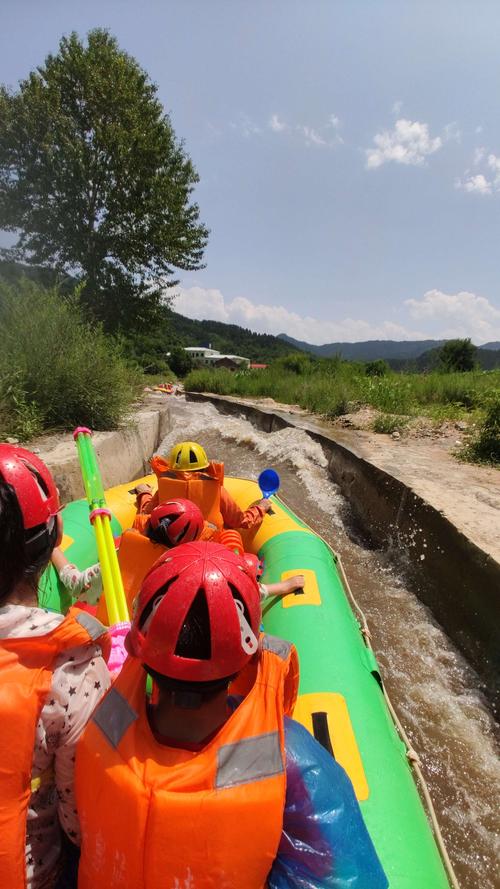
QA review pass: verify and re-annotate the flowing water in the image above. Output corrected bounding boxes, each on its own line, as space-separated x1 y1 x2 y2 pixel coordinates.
161 397 500 889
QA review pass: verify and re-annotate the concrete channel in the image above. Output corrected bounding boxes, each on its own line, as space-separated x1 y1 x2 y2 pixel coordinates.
186 391 500 711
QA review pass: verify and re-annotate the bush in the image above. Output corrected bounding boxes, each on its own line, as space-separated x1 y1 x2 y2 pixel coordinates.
465 397 500 464
365 359 389 377
0 279 139 438
372 414 409 434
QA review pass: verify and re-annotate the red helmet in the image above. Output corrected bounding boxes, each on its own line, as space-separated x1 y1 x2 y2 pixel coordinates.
128 541 261 681
0 444 60 531
149 499 204 548
243 553 264 579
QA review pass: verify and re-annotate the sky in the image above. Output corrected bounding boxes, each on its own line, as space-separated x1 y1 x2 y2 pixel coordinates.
2 0 500 344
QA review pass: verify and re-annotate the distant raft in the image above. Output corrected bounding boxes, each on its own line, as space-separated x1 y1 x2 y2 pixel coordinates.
40 474 452 889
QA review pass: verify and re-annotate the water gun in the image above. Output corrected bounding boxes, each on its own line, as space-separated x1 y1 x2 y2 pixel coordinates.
73 427 129 625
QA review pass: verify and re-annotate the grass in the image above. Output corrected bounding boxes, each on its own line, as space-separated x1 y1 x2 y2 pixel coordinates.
184 359 500 465
460 397 500 465
0 279 140 440
372 414 410 435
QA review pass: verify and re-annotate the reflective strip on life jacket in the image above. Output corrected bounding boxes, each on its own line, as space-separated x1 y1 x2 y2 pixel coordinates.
216 732 283 788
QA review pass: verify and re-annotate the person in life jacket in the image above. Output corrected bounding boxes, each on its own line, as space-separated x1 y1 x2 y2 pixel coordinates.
51 498 206 606
133 440 272 537
0 445 110 889
76 541 388 889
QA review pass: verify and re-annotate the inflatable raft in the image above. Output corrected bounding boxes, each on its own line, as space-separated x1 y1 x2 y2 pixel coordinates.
40 475 451 889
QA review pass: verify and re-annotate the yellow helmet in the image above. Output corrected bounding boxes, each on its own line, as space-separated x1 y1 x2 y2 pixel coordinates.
169 441 209 472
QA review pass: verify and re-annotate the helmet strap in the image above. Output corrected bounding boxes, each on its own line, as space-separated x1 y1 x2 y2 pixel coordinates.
234 599 258 656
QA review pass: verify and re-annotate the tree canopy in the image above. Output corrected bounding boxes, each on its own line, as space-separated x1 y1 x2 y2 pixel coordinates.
438 338 477 373
0 29 208 331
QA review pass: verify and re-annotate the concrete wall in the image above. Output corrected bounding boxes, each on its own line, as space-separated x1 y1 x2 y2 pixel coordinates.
37 398 171 504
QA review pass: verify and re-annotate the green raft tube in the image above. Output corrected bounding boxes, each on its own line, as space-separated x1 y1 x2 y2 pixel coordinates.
41 474 454 889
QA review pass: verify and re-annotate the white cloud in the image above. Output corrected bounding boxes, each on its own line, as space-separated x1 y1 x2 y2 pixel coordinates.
406 289 500 342
443 121 461 143
268 113 342 148
456 149 500 195
487 153 500 176
269 113 288 133
392 100 403 116
300 125 326 147
455 173 492 195
174 285 500 345
229 112 260 138
174 286 421 344
365 118 443 169
473 147 485 165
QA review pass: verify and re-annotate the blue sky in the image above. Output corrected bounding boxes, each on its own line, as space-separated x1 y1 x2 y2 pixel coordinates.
2 1 500 344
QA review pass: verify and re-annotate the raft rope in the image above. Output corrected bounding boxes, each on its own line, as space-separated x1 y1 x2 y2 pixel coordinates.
272 494 461 889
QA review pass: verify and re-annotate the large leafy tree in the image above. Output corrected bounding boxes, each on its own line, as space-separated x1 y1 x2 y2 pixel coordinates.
438 338 477 373
0 29 208 330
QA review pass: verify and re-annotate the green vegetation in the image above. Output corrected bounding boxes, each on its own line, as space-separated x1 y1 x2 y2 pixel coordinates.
438 338 477 373
0 279 139 440
0 29 208 333
462 397 500 465
185 358 500 462
365 359 390 377
372 415 409 434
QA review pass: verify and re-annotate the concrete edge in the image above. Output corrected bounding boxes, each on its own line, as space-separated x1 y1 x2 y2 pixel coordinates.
36 397 171 504
186 391 500 708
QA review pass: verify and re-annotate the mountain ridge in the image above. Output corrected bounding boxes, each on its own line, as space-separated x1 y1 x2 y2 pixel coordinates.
278 333 499 360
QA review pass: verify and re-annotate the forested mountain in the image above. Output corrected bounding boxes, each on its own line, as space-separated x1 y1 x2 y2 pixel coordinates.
279 333 500 362
388 346 500 372
278 334 448 360
163 310 300 361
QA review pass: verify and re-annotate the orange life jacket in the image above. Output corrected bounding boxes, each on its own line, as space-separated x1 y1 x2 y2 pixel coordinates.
76 635 299 889
96 529 166 625
0 609 110 889
150 455 224 531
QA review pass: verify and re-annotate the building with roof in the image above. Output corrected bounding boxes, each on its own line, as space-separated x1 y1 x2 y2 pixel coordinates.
184 346 249 370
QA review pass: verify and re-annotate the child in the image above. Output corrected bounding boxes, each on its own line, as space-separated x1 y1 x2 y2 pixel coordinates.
134 440 273 535
76 541 387 889
53 501 305 609
0 445 110 889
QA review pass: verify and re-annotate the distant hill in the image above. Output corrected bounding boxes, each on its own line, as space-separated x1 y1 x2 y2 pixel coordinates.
279 333 500 362
278 334 448 360
163 310 301 363
394 346 500 372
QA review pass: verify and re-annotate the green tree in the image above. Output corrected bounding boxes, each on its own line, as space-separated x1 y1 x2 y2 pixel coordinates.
0 30 208 331
168 346 193 377
365 359 389 377
438 339 477 373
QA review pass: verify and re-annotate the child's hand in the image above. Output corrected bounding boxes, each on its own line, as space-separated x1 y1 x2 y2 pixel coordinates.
257 498 273 514
130 483 152 495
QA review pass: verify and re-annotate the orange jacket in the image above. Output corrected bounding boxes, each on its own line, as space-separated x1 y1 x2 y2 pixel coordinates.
76 635 299 889
96 529 166 624
139 457 266 533
0 609 110 889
